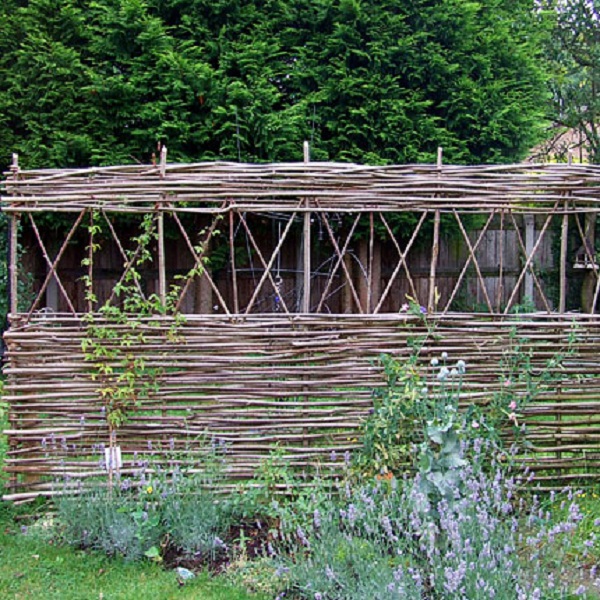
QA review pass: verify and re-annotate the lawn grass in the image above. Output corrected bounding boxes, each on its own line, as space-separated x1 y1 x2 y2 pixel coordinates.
0 506 268 600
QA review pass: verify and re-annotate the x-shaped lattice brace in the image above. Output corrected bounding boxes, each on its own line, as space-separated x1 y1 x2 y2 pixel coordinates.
239 204 303 315
570 202 600 313
101 211 147 308
315 210 363 313
168 206 231 315
503 205 558 314
429 206 556 315
373 212 427 313
442 210 497 315
26 210 86 319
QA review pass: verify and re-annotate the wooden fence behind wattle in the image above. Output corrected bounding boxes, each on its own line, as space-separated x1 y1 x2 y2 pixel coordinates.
3 158 600 499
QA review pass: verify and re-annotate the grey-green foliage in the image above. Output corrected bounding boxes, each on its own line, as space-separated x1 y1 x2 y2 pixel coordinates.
55 448 232 561
0 0 550 171
274 455 590 599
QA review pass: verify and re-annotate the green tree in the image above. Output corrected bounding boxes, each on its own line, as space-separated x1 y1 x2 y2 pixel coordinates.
0 0 95 167
542 0 600 163
0 0 551 170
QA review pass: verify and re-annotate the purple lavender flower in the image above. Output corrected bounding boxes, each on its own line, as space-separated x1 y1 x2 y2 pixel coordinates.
313 509 321 529
347 503 357 526
382 515 398 542
274 565 289 578
213 537 226 549
296 526 309 547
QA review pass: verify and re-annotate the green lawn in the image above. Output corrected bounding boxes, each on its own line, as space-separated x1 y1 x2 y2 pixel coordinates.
0 510 267 600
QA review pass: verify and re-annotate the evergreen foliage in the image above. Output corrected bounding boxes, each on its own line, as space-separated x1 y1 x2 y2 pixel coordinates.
0 0 550 170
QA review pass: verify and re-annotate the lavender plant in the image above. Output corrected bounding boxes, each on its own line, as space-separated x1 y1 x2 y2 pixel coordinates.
160 442 232 559
268 350 597 597
272 442 599 599
54 436 232 562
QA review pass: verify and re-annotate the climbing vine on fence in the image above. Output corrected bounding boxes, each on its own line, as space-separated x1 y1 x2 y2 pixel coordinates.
80 211 209 480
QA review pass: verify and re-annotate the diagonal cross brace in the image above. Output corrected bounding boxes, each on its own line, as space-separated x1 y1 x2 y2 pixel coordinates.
504 207 557 314
170 208 230 315
441 211 496 315
316 207 363 313
315 213 362 313
242 208 300 315
374 212 427 313
27 211 86 318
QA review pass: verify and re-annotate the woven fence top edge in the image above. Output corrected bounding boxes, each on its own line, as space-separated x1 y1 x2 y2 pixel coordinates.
3 161 600 214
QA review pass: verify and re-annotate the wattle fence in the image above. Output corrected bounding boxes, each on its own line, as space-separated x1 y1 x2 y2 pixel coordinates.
3 157 600 499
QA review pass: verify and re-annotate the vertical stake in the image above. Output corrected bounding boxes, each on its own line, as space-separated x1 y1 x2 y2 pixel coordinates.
559 152 572 313
428 148 442 313
159 145 167 179
559 212 569 313
368 212 374 312
302 142 311 313
302 142 311 449
496 210 505 312
9 215 18 317
524 214 535 303
158 208 166 307
9 154 20 317
157 142 168 306
87 211 94 313
230 206 240 314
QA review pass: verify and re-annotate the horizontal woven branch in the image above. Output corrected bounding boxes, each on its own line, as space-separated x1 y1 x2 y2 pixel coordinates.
3 313 600 499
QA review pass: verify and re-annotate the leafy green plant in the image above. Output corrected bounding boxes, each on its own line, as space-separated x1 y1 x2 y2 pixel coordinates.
356 351 467 479
358 320 579 482
81 213 164 431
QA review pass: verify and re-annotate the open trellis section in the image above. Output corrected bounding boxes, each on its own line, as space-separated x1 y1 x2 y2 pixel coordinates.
12 205 575 317
5 155 600 318
4 155 600 498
